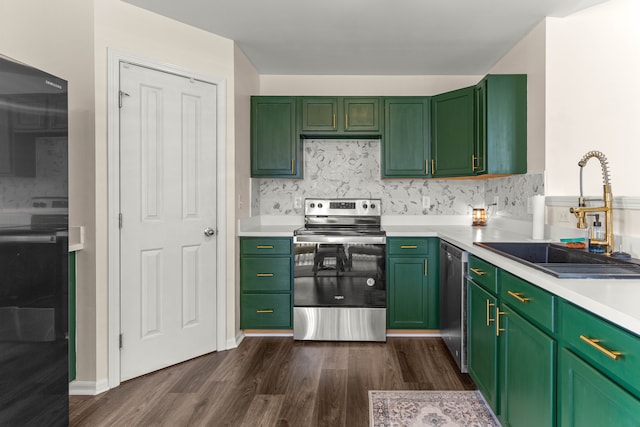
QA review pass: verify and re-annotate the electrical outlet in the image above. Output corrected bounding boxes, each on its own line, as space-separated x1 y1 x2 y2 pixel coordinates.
422 196 430 209
294 197 302 209
559 210 571 223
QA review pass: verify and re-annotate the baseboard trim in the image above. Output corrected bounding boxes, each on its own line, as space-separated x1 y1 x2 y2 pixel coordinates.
69 379 110 396
386 329 441 337
240 329 441 338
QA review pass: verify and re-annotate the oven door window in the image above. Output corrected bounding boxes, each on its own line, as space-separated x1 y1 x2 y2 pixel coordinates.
293 243 386 308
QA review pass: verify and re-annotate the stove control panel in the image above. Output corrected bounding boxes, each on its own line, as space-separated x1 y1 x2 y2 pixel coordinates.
304 198 381 216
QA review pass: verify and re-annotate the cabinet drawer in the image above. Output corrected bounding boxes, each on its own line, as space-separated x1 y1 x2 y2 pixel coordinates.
499 270 555 333
241 237 291 255
241 257 291 292
387 238 430 256
468 255 497 294
559 300 640 398
241 294 291 329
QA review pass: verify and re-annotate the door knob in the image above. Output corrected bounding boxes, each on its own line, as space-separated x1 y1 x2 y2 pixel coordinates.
204 227 215 237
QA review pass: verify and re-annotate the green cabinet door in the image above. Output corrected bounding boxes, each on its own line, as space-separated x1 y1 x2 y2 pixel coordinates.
499 305 556 427
301 97 338 132
467 279 499 413
475 75 527 175
387 237 438 329
301 97 380 135
431 86 475 177
250 97 300 177
343 97 380 132
558 348 640 426
382 97 430 178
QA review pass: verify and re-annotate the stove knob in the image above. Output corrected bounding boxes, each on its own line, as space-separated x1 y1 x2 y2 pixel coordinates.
317 203 323 208
370 203 376 209
310 203 315 208
362 203 368 209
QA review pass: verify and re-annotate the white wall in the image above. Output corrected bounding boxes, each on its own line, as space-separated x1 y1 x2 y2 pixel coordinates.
546 0 640 198
233 46 259 333
260 75 482 96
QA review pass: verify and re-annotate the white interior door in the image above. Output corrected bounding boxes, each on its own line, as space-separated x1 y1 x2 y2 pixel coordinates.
119 62 218 381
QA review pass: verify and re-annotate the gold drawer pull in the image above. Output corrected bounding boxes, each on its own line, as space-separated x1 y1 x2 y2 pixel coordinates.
580 335 622 360
496 307 506 336
486 299 495 326
400 245 418 249
256 309 274 314
470 267 486 276
507 290 530 304
256 273 274 277
256 245 274 249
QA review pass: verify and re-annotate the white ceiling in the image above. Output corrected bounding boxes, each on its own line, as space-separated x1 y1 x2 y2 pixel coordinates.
123 0 608 75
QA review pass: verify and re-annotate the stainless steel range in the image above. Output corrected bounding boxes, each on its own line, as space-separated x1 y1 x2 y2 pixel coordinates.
293 198 386 342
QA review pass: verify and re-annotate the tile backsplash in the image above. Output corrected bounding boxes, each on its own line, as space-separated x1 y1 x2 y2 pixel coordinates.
252 139 543 218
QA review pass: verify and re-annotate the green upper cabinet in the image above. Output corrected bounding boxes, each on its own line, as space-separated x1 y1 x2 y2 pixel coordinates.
250 97 300 178
382 97 430 178
431 87 475 177
475 74 527 175
301 97 380 135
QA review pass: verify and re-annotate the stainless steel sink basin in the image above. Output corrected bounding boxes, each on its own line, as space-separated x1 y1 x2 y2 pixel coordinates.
474 242 640 279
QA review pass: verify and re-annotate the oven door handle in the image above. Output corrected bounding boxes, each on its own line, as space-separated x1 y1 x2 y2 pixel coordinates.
294 235 386 245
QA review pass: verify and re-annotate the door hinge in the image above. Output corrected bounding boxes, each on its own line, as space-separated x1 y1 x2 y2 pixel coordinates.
119 213 123 229
119 333 123 349
119 90 130 108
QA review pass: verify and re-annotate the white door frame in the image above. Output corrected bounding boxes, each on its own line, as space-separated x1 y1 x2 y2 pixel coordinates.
106 49 227 389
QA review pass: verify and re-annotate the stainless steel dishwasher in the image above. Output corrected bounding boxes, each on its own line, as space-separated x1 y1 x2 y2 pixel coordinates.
439 241 468 373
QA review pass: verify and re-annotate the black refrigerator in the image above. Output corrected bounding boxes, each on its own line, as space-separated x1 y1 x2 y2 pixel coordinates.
0 54 69 426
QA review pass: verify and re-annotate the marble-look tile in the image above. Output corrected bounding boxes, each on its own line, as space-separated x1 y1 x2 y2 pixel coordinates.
251 139 544 217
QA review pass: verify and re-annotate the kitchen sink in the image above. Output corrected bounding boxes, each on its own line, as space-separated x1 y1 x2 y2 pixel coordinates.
474 242 640 279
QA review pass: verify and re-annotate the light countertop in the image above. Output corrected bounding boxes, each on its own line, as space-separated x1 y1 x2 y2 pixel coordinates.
238 215 640 336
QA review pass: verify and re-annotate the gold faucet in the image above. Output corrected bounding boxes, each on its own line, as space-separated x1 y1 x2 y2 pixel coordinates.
569 151 614 254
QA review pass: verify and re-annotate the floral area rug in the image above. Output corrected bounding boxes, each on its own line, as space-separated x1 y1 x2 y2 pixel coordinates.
369 390 500 427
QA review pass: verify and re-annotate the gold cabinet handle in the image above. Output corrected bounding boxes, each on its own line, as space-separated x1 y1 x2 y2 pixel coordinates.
470 267 486 276
507 290 530 304
256 309 274 313
580 335 622 360
472 154 477 172
345 112 348 129
256 273 274 277
431 159 436 174
424 260 428 276
496 307 506 336
400 245 418 249
291 159 295 174
486 299 495 326
256 245 274 249
426 160 429 176
333 113 336 129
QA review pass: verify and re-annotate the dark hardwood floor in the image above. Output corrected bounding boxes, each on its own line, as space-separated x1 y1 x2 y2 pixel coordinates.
69 337 475 427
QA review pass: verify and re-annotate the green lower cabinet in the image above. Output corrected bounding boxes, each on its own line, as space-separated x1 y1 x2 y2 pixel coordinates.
240 237 293 329
386 237 438 329
558 348 640 426
467 279 499 413
499 305 556 427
